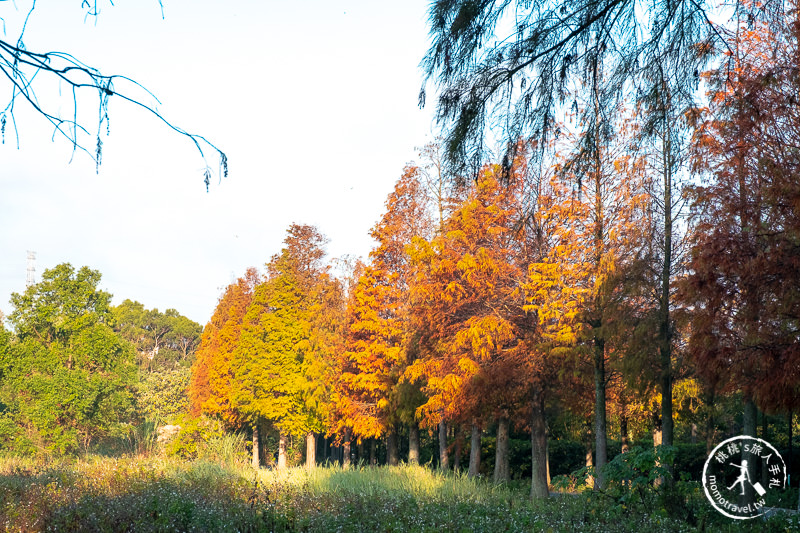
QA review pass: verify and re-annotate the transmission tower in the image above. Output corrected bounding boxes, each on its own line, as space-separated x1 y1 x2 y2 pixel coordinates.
26 251 36 287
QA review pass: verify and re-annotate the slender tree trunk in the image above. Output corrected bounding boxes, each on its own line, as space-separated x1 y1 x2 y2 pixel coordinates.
453 427 463 472
343 428 352 468
531 387 549 499
494 417 510 483
660 110 674 453
277 432 287 471
252 422 260 469
653 408 664 487
590 56 607 492
706 390 716 454
743 398 757 437
438 420 449 470
620 412 630 454
469 424 481 478
657 115 675 488
546 437 551 486
357 439 365 465
740 398 758 506
653 406 663 447
409 422 420 465
305 432 316 469
593 335 607 490
387 430 399 466
691 423 698 444
370 438 377 466
584 429 594 489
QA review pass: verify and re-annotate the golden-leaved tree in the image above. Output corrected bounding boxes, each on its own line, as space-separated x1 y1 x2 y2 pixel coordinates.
232 224 336 469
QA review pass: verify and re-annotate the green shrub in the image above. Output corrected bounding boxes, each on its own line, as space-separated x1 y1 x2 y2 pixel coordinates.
165 415 228 461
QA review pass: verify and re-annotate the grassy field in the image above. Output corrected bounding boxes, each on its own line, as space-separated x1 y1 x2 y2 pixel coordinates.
0 456 797 532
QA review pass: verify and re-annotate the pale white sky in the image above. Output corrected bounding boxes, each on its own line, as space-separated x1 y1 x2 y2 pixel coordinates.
1 0 437 325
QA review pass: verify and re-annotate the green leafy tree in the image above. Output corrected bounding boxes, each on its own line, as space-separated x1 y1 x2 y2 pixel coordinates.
113 300 202 371
136 367 191 422
1 264 137 454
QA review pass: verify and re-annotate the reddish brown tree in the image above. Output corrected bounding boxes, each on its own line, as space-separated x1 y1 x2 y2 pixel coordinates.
685 5 800 417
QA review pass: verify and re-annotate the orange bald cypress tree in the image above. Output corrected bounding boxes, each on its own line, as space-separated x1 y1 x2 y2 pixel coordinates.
188 267 259 425
339 167 432 461
407 154 547 485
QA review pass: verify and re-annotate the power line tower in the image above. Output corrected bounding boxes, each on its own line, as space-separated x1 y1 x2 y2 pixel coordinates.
26 251 36 288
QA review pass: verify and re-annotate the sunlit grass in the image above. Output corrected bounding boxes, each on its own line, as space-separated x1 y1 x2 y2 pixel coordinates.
0 455 797 532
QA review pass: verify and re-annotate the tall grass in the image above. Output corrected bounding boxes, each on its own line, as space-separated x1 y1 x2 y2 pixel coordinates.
0 455 797 532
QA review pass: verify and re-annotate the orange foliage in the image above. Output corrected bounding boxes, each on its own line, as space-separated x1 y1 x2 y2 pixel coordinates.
188 267 259 425
407 152 542 428
338 167 432 438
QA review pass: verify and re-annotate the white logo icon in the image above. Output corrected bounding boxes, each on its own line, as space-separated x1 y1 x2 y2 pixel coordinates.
702 436 787 519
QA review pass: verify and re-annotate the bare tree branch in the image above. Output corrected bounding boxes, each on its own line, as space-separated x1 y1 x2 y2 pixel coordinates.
0 1 227 189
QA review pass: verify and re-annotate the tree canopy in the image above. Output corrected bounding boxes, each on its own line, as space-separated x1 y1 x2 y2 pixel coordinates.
420 0 770 176
1 264 137 453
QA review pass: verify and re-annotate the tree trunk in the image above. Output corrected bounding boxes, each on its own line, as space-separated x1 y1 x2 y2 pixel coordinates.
659 116 675 453
409 422 420 465
706 390 716 454
494 417 510 483
453 427 463 472
357 439 365 465
546 437 551 486
653 409 664 486
590 58 607 492
277 432 287 471
743 398 757 436
387 430 399 466
620 413 630 454
584 431 594 489
438 420 449 470
343 428 352 468
305 432 316 469
740 398 758 506
468 424 481 478
370 438 377 466
593 335 607 490
252 422 260 469
531 387 549 499
653 405 663 447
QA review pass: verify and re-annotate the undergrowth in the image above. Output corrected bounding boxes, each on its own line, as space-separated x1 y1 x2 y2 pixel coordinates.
0 455 797 532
